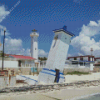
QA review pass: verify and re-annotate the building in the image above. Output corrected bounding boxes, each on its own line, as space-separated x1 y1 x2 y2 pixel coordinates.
45 26 74 72
93 57 100 72
0 54 36 68
66 55 95 71
38 26 74 83
67 55 95 61
0 54 37 75
30 29 39 63
94 57 100 61
0 29 40 68
30 29 39 68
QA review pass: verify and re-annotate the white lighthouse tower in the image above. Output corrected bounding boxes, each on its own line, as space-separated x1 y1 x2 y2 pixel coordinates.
30 29 39 63
38 26 74 84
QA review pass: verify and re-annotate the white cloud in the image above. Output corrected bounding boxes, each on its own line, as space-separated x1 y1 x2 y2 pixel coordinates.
0 25 10 36
67 54 71 57
71 20 100 57
0 35 48 57
0 25 4 29
80 21 100 37
24 49 31 56
0 36 27 55
0 6 10 36
4 37 24 55
24 49 48 57
0 5 10 22
89 21 98 26
38 49 48 57
0 4 48 57
78 53 83 56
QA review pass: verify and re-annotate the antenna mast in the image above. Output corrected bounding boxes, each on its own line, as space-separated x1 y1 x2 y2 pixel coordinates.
90 48 93 56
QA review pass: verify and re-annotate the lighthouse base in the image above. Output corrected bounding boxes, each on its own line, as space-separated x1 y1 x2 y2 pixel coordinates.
38 68 65 84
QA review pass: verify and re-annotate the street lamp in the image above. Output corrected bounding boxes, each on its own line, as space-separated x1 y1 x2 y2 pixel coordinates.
2 28 6 70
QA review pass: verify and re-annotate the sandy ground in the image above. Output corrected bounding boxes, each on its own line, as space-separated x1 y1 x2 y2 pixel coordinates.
64 72 100 83
0 73 100 100
16 72 100 85
0 93 56 100
0 85 100 100
42 85 100 100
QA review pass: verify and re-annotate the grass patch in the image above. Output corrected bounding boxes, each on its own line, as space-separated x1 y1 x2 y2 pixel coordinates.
66 71 90 75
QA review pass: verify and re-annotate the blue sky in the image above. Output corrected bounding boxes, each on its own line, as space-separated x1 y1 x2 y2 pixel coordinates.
0 0 100 57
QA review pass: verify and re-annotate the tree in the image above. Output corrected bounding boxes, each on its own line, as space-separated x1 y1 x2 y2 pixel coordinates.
0 51 3 57
0 51 8 57
43 57 47 60
38 57 47 61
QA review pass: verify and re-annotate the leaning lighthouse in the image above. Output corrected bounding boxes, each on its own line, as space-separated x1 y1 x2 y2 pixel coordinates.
30 29 39 63
38 26 74 84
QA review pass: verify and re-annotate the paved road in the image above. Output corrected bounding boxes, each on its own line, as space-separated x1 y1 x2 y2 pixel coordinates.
0 86 100 100
0 93 57 100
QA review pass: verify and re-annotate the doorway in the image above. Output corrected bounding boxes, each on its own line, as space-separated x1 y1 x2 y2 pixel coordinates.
18 60 21 67
54 69 60 83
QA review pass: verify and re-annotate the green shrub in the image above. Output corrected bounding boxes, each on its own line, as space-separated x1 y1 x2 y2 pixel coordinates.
66 71 89 75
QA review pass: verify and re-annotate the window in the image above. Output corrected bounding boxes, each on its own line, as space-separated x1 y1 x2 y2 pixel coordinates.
53 40 57 48
80 57 83 61
53 35 58 48
74 57 77 60
88 57 90 61
18 60 21 67
80 62 83 66
72 61 78 64
54 35 58 40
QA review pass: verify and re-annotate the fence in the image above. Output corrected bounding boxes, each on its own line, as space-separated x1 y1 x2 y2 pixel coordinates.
0 67 42 75
0 65 91 75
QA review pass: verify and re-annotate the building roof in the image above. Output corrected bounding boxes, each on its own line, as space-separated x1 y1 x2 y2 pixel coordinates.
78 60 94 63
5 54 36 60
71 60 94 63
95 57 100 59
68 55 95 59
53 26 75 36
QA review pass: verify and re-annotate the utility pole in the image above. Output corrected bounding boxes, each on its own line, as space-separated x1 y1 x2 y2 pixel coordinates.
90 48 93 56
2 28 6 70
1 1 20 70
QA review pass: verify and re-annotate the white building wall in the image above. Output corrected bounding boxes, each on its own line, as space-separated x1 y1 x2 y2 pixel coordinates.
46 32 72 72
30 32 39 63
0 60 18 68
46 33 61 69
90 57 92 61
54 33 71 72
96 59 100 61
33 37 38 62
24 60 35 67
77 58 80 60
85 63 90 67
38 30 73 83
69 58 74 60
0 60 35 68
90 63 94 71
83 57 88 61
